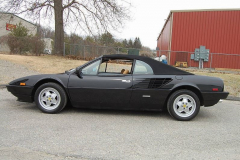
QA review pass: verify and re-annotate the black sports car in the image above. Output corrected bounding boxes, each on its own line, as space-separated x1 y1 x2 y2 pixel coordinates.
7 54 229 121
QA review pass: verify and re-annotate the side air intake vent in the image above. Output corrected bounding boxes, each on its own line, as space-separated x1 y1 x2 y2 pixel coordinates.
133 78 172 89
148 78 172 88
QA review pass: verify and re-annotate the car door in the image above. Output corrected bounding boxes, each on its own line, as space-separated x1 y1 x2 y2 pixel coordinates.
130 60 173 110
68 59 133 109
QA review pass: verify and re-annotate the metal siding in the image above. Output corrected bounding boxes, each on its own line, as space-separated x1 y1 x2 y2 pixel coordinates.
171 11 240 69
157 14 172 57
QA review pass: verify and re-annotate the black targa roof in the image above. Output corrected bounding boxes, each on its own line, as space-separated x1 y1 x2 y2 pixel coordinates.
102 54 193 75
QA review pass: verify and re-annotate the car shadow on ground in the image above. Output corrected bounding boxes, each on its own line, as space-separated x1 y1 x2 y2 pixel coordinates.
65 105 171 118
21 102 171 119
20 102 215 121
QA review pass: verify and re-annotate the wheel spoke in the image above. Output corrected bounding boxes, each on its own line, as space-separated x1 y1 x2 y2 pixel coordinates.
184 107 190 113
176 101 182 107
45 91 51 97
177 106 184 113
51 98 57 104
187 102 194 108
45 101 51 107
51 93 57 99
182 98 188 103
41 96 47 102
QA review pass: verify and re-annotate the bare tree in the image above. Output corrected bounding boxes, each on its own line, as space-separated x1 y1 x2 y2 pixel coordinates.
0 0 130 55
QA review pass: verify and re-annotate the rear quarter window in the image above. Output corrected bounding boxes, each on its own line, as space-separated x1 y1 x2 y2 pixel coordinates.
133 60 153 75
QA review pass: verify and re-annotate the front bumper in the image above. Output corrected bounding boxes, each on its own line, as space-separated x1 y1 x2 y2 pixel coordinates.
202 92 229 107
7 85 34 102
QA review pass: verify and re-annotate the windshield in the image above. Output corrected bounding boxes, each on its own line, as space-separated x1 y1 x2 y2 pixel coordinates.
68 68 76 72
65 57 101 74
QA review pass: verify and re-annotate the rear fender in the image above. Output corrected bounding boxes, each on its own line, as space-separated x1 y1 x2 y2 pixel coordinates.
163 83 203 107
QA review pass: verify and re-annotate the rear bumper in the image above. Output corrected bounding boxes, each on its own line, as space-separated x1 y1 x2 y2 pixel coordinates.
202 92 229 107
7 85 34 102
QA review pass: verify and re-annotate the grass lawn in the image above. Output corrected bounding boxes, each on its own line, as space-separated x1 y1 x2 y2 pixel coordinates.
1 54 239 97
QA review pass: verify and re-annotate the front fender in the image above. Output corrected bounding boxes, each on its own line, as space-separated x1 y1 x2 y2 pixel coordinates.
34 77 67 88
30 74 70 100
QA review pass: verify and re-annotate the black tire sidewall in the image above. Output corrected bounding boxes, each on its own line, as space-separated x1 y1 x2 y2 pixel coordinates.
34 83 67 113
167 90 200 121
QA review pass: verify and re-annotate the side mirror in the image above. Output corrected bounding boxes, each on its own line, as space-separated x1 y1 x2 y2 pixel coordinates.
77 69 83 78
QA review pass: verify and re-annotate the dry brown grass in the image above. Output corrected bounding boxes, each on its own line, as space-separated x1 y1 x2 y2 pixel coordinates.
0 54 87 74
189 71 240 97
1 53 239 97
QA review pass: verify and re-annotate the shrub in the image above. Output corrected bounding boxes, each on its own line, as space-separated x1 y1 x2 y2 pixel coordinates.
6 36 30 54
30 36 45 56
5 36 45 55
2 22 45 55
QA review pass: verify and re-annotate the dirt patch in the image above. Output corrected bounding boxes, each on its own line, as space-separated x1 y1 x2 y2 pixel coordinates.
0 59 39 84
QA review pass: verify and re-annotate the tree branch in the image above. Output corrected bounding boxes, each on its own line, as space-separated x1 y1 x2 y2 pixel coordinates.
63 0 76 10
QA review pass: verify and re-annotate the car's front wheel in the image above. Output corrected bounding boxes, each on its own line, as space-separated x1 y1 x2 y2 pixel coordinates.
34 83 67 113
167 89 200 121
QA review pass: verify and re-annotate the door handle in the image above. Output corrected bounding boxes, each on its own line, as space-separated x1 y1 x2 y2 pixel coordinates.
122 80 131 83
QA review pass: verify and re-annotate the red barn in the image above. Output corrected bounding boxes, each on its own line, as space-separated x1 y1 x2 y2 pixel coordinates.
157 9 240 69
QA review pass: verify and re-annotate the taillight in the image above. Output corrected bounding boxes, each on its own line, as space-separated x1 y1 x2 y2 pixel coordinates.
212 88 218 91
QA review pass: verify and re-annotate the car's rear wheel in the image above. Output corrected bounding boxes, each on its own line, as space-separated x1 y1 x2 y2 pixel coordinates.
167 89 200 121
34 83 67 113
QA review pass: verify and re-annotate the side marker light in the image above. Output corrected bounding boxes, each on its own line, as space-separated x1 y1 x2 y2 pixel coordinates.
20 83 26 86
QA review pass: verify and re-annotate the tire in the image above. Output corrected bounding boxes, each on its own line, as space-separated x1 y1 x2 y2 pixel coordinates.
34 83 67 113
167 89 200 121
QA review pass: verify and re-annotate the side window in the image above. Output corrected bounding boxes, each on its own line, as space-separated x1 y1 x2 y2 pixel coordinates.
98 59 133 75
133 60 153 75
82 60 100 75
99 62 107 72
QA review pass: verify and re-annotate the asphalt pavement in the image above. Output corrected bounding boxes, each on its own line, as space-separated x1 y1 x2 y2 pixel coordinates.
0 88 240 160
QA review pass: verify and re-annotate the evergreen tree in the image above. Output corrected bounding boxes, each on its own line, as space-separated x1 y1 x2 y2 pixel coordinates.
137 37 142 49
70 34 83 44
84 36 95 45
133 37 142 49
128 39 133 48
11 22 29 37
133 37 138 48
100 32 115 46
122 39 128 48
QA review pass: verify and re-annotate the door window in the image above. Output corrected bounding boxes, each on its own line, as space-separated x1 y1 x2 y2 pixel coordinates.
133 60 153 75
99 59 133 75
82 60 100 75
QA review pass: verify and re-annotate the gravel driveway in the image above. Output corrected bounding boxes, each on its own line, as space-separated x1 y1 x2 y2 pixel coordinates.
0 59 39 85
